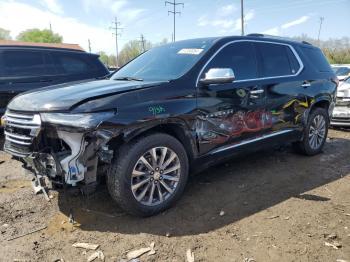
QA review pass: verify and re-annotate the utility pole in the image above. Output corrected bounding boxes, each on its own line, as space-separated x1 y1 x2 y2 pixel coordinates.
241 0 244 36
110 17 123 68
139 34 146 52
88 39 91 53
165 0 184 42
317 17 324 43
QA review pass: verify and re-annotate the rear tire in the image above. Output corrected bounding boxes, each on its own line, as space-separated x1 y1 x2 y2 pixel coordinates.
107 133 189 217
293 107 329 156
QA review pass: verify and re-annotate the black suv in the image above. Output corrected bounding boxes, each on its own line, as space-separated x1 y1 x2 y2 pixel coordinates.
2 35 337 216
0 44 109 117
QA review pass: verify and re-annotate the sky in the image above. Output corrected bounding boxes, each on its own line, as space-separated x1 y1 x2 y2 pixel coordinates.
0 0 349 54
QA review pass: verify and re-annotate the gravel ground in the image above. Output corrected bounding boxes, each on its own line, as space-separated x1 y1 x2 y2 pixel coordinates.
0 129 349 262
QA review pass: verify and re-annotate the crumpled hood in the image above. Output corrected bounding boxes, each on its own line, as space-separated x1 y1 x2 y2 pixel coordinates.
7 79 165 112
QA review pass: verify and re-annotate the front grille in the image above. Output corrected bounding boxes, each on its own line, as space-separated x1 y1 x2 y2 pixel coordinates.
3 111 41 157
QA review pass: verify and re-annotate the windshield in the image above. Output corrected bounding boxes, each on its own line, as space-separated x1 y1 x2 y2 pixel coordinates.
332 67 350 76
112 38 216 81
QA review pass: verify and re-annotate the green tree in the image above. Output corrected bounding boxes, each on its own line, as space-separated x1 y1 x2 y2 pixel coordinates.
17 29 62 43
98 51 110 66
118 39 152 66
0 28 11 40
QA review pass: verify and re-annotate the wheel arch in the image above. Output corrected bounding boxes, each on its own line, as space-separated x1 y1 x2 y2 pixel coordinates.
107 119 198 164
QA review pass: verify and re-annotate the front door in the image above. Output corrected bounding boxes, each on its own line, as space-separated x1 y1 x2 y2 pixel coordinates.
196 41 271 155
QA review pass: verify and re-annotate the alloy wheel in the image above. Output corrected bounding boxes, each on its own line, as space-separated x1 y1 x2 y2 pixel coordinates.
309 114 326 150
131 147 181 206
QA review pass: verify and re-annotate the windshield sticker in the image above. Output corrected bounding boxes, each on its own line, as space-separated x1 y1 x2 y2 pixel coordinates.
178 48 204 55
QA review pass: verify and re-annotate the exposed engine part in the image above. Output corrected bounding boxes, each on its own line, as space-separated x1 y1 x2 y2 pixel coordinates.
57 131 88 186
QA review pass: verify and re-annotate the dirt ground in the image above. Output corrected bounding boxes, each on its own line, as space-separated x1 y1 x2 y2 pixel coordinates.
0 129 349 262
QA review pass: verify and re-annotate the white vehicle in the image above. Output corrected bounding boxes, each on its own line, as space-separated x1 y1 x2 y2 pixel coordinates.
331 77 350 126
332 64 350 81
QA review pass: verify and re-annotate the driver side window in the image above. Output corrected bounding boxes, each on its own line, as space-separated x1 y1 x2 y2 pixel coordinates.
204 42 258 81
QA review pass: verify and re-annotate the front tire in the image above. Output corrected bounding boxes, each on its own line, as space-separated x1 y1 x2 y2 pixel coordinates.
107 133 189 217
294 107 329 156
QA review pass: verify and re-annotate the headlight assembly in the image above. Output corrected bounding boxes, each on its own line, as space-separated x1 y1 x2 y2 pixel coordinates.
40 111 116 129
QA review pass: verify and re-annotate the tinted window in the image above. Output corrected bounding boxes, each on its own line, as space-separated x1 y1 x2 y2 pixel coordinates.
54 53 92 75
257 43 295 77
1 51 46 77
333 67 350 76
302 47 332 72
204 42 258 80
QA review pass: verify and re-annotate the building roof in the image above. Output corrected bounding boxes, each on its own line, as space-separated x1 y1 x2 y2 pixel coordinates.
0 40 84 51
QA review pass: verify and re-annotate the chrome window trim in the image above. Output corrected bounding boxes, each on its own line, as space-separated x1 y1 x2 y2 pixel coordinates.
196 39 304 87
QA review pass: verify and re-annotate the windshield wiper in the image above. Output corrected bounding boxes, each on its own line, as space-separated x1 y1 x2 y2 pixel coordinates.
113 76 143 82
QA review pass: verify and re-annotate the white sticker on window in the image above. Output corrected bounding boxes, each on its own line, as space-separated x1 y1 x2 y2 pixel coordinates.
178 48 204 55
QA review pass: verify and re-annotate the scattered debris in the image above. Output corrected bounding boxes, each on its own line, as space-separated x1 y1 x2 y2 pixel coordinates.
186 249 195 262
324 233 337 240
284 216 290 220
324 186 334 194
53 259 65 262
345 214 350 217
165 232 171 237
87 250 105 262
2 223 9 227
336 259 348 262
49 194 54 199
126 242 155 260
7 225 47 241
325 241 342 249
267 215 279 219
72 243 100 250
244 258 256 262
219 210 225 216
68 213 74 224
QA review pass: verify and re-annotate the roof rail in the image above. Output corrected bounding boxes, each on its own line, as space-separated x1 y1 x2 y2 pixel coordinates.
246 33 313 45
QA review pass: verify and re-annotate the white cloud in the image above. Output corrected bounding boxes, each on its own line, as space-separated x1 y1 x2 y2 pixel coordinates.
81 0 144 23
0 1 115 53
281 15 310 29
197 9 255 33
40 0 63 14
263 15 311 36
217 4 237 17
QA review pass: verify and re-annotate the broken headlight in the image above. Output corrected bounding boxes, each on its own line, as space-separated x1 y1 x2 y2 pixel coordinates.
40 111 116 129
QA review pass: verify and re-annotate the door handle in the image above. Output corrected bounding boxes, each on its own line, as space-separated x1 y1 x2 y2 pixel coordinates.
301 82 311 88
250 89 264 95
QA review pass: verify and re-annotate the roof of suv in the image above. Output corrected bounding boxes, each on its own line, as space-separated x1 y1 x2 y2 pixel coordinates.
0 40 85 52
214 34 314 47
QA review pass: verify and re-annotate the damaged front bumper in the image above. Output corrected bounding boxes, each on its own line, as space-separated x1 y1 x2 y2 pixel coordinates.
2 110 116 195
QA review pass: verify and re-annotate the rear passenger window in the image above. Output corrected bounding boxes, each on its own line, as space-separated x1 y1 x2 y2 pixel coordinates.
301 47 332 72
53 53 93 75
1 51 47 77
205 42 258 80
257 43 297 77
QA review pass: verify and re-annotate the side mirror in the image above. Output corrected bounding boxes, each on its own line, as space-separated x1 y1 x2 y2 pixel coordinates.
200 68 235 85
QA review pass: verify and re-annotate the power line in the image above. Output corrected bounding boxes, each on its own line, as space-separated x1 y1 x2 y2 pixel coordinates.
88 39 91 53
165 0 184 42
318 17 325 43
139 34 146 52
241 0 244 36
110 17 123 68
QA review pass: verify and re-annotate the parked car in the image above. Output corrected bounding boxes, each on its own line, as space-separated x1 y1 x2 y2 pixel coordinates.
2 35 337 216
331 76 350 126
0 42 109 118
332 64 350 81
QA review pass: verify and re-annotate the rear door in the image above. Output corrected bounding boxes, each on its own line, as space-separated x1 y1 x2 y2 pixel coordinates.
196 41 271 155
255 42 306 132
